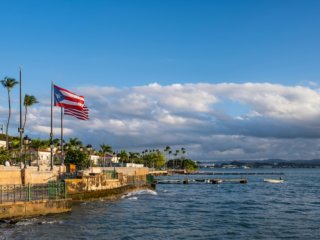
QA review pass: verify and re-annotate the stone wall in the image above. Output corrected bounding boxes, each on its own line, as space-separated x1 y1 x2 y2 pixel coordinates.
0 166 22 185
0 165 66 185
23 168 58 185
68 185 151 201
105 167 149 176
0 199 71 220
83 167 149 176
65 175 121 194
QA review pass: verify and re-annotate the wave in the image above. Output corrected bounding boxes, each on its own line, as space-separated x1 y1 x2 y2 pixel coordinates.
12 218 63 226
121 189 157 199
127 197 138 201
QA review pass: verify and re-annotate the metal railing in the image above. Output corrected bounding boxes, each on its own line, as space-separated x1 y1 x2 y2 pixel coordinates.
126 175 150 186
0 181 67 204
102 170 118 179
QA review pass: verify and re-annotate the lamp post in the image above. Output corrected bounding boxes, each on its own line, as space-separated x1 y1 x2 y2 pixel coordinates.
50 140 54 170
61 141 66 165
112 151 117 178
86 144 92 170
23 135 31 169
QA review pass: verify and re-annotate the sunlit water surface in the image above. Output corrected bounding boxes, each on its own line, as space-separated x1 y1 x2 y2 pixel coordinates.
1 169 320 239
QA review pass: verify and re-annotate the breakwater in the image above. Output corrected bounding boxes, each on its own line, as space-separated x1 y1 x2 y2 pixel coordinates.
0 169 154 220
155 178 248 184
0 199 71 220
189 171 285 175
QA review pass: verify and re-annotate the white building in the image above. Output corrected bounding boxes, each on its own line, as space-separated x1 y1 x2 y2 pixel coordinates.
30 150 51 166
125 163 144 168
90 154 100 166
0 140 6 149
87 153 120 166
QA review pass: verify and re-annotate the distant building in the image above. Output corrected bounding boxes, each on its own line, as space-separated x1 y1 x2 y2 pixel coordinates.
90 154 100 166
101 152 119 165
222 164 238 169
30 150 51 166
0 140 6 148
125 163 144 168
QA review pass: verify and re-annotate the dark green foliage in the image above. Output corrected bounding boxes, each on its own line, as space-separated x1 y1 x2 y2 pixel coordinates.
118 150 129 163
29 138 50 150
167 158 198 171
128 152 141 164
182 159 198 171
142 152 165 169
64 149 89 170
0 147 10 164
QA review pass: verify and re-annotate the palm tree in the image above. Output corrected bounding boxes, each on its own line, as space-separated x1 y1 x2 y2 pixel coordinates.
181 147 186 159
29 139 43 170
168 150 172 168
68 138 82 149
100 144 113 154
100 144 113 166
118 150 129 165
1 77 19 150
23 94 39 131
128 152 139 164
164 146 171 168
174 149 180 169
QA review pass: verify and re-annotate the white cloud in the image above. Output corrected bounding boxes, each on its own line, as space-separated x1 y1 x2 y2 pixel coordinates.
2 82 320 161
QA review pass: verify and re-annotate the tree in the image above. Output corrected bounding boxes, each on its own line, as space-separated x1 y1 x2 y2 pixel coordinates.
29 138 49 168
64 148 89 170
29 139 50 150
68 138 82 149
143 151 165 169
100 144 113 166
173 149 180 169
118 150 129 163
100 144 113 154
0 147 10 165
1 77 19 150
181 147 186 159
182 159 198 171
23 94 39 131
164 146 170 157
168 150 172 167
53 138 61 147
128 152 141 164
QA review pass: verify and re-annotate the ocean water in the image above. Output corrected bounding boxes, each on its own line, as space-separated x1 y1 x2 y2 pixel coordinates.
1 168 320 240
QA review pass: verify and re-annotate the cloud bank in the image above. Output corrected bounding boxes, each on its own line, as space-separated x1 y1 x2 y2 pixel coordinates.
2 82 320 161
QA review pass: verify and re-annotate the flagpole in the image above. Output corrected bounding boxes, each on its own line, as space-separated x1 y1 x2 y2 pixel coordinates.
19 66 24 168
50 81 54 171
61 107 64 165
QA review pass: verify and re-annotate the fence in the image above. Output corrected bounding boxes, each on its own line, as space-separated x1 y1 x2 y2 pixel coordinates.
0 181 67 204
126 174 154 186
102 170 118 179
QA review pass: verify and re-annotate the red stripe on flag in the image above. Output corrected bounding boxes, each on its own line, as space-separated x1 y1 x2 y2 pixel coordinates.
64 106 89 120
54 84 85 110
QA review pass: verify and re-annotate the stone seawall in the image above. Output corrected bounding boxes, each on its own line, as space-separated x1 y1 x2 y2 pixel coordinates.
0 199 71 220
65 177 122 194
0 166 65 185
68 184 154 201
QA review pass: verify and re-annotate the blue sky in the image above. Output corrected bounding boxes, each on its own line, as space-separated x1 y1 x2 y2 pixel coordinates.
1 0 320 161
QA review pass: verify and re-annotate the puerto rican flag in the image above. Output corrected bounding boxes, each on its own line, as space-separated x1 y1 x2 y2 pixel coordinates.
54 85 84 110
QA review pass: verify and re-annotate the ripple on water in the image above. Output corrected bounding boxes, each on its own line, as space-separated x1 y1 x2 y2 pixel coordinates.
2 169 320 239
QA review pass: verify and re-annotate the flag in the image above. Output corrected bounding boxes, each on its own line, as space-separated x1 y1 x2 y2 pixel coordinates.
54 84 84 110
64 105 89 120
